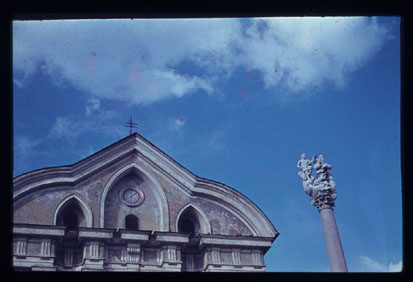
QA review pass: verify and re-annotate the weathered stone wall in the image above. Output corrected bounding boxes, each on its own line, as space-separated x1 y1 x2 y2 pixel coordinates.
13 187 74 225
154 172 190 231
13 160 119 227
13 155 136 227
192 198 253 236
14 157 254 237
150 165 253 236
76 165 118 228
104 172 162 231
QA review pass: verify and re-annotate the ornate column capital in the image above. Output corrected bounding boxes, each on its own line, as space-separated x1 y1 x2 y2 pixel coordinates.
310 189 337 212
298 153 338 211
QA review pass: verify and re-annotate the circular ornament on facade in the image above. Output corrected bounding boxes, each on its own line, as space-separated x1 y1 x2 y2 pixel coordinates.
119 186 145 207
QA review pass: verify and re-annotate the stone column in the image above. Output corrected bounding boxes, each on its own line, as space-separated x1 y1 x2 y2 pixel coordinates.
311 190 348 272
298 154 348 272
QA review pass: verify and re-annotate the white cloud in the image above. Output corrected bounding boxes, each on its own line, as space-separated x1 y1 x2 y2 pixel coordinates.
49 117 81 141
205 125 229 152
358 255 402 272
14 136 40 159
13 17 389 104
49 108 127 142
86 97 100 116
238 17 389 93
13 135 44 175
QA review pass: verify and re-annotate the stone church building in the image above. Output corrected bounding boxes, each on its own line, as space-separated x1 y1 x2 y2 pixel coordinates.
13 133 278 271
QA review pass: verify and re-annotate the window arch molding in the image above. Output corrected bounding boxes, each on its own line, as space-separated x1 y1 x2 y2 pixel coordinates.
175 203 211 234
99 162 169 231
52 194 93 227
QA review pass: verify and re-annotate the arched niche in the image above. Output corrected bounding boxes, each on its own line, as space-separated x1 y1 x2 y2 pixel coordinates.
100 163 169 231
176 203 211 235
53 194 93 228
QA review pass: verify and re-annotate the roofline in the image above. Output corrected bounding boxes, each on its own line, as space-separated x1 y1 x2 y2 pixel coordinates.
13 133 137 180
14 132 199 181
13 132 278 237
195 177 279 236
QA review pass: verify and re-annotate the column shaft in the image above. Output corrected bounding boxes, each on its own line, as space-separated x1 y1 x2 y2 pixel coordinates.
319 208 348 272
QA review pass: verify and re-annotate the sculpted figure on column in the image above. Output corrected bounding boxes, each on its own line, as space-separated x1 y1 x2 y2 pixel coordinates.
297 153 314 181
298 154 337 210
313 155 336 192
297 153 316 196
297 153 348 272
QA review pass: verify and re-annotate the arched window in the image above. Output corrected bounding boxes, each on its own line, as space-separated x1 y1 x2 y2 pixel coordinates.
125 214 139 230
56 199 85 230
176 204 211 236
178 214 196 235
63 212 78 230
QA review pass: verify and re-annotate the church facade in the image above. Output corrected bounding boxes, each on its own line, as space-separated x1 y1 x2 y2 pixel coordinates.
12 133 278 271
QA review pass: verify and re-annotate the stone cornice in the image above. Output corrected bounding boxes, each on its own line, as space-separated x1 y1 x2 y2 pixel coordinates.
133 134 197 189
78 228 114 239
137 152 193 196
13 135 137 184
154 232 190 245
13 224 66 237
13 148 139 200
198 234 274 252
119 232 150 242
12 224 274 253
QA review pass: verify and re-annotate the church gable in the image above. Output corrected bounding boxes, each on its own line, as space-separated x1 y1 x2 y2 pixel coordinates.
13 133 278 272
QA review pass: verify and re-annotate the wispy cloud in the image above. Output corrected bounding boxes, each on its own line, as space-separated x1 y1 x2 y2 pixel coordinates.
86 97 100 117
49 108 125 142
205 125 228 152
13 136 41 168
49 117 81 141
357 255 402 272
14 110 126 176
13 17 389 105
13 78 24 89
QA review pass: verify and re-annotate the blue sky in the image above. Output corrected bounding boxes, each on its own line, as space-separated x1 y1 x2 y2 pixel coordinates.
13 17 401 272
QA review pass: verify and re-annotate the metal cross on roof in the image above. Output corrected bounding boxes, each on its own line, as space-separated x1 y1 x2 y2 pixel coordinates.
124 116 138 135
